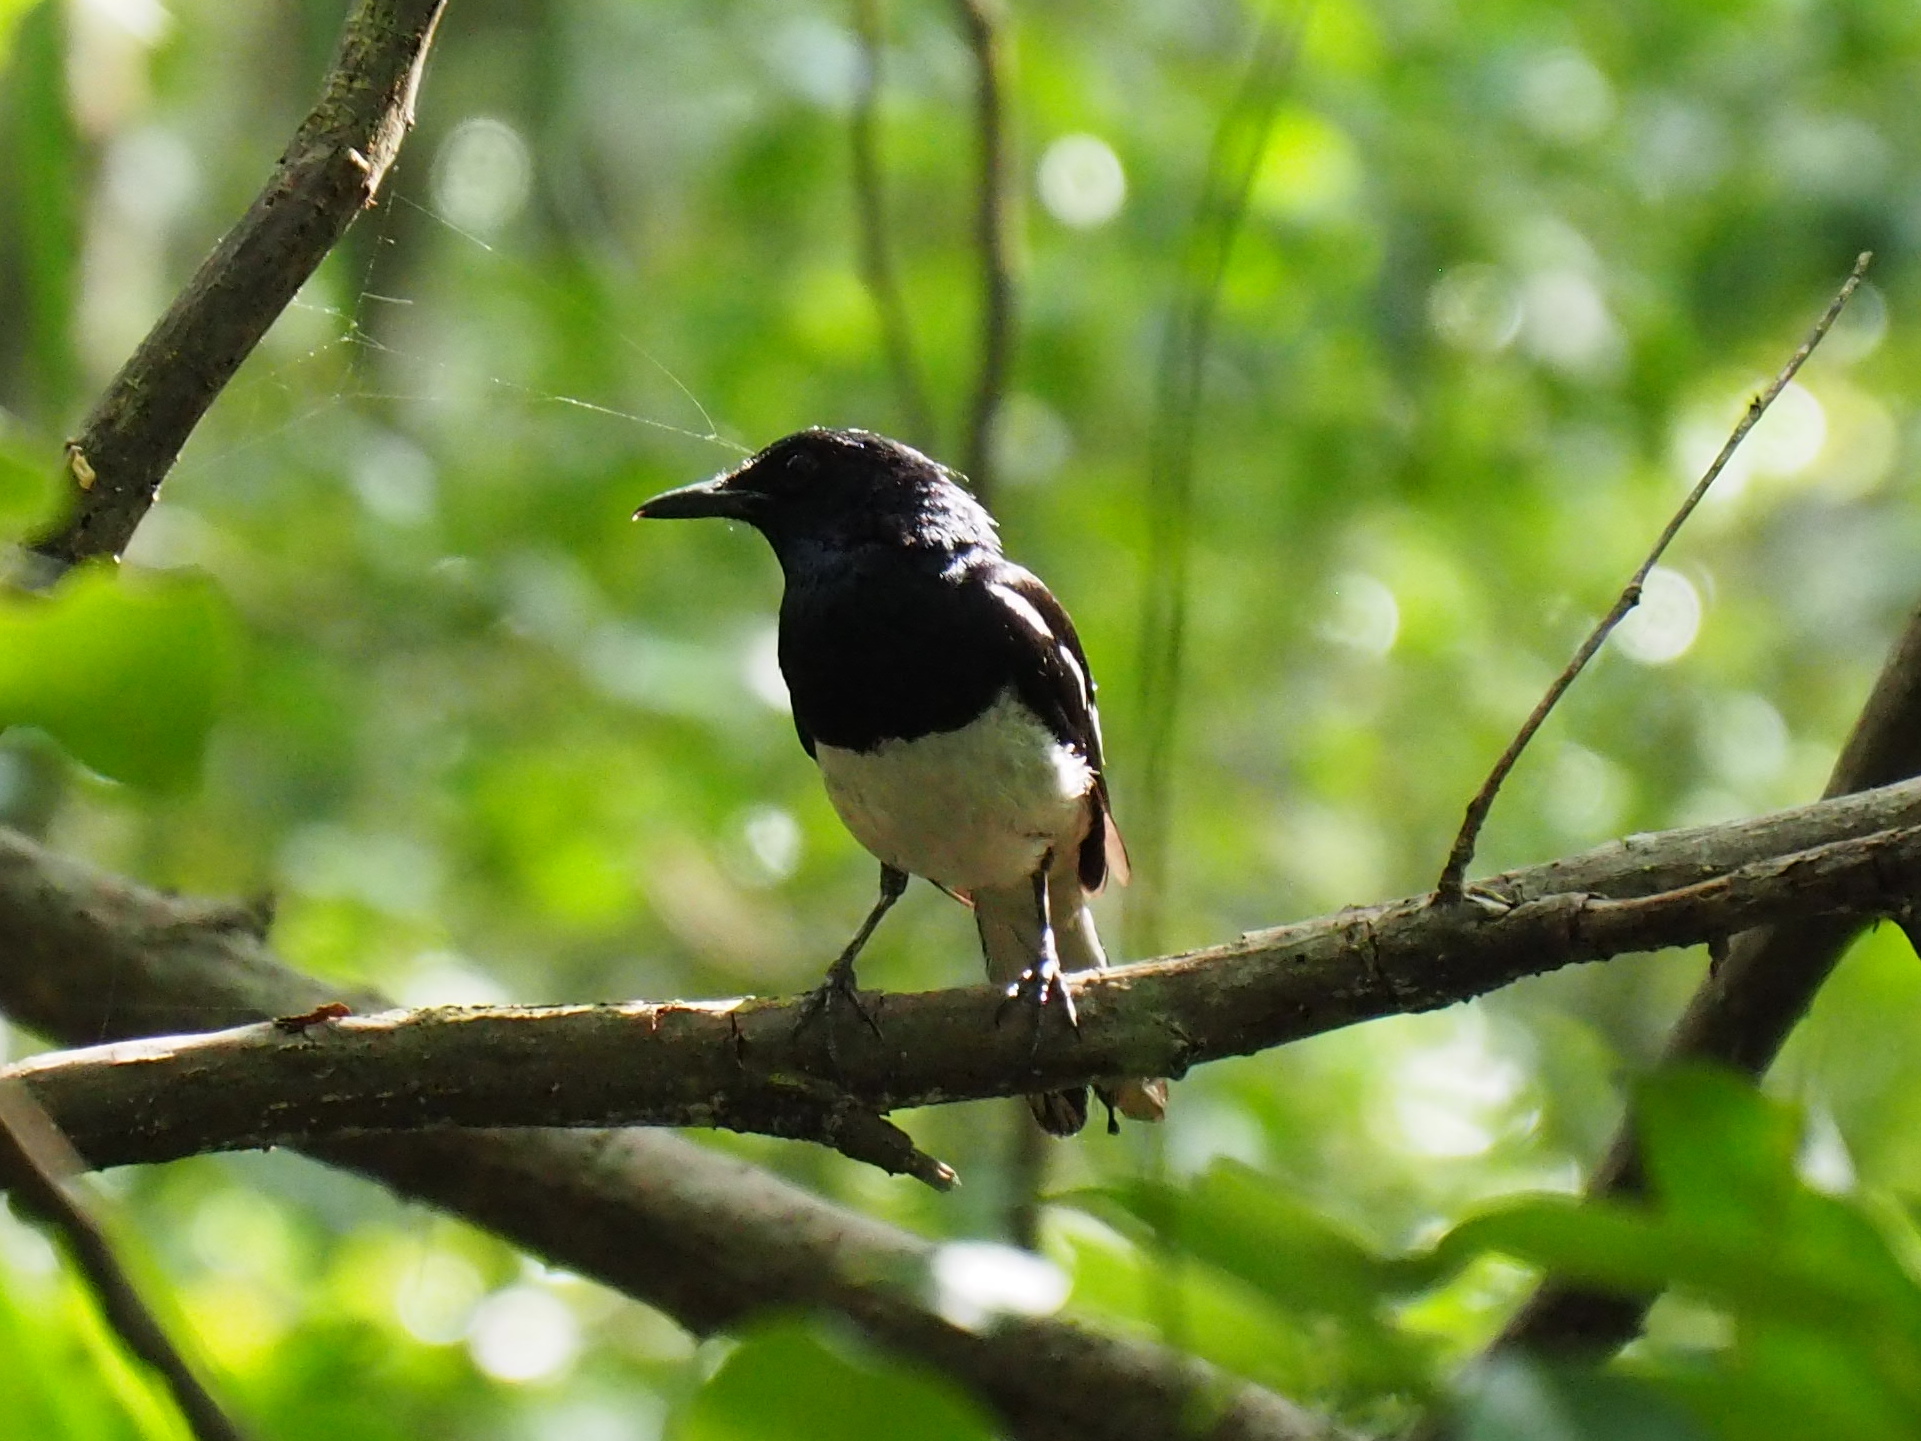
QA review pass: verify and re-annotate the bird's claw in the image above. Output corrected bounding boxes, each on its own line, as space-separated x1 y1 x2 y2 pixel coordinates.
794 957 882 1042
997 955 1079 1036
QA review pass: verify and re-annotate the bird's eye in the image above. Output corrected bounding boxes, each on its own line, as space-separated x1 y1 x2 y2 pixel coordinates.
786 451 818 478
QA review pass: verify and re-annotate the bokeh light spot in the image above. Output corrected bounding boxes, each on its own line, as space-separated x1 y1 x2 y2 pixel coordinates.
1612 566 1701 666
1320 572 1400 657
1428 265 1522 353
468 1284 581 1383
930 1243 1070 1330
433 117 534 235
1518 48 1615 144
1037 134 1126 228
396 1252 486 1346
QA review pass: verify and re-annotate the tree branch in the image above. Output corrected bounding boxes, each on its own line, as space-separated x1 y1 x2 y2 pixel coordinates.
0 828 1347 1441
31 0 447 570
12 779 1921 1171
0 1083 247 1441
0 7 445 1434
950 0 1014 504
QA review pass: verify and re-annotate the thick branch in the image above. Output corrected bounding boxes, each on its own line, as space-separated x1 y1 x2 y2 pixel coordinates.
12 780 1921 1168
0 829 1342 1441
32 0 446 568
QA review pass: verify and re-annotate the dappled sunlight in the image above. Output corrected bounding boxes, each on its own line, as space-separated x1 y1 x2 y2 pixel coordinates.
929 1242 1069 1330
467 1283 583 1384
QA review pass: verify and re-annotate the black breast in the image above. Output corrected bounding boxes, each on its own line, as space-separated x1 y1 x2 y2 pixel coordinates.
778 548 1015 754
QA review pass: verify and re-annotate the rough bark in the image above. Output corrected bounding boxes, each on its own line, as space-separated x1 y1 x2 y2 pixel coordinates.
9 778 1921 1173
0 825 1345 1441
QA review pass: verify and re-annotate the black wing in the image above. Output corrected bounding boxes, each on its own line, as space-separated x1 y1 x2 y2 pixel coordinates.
979 562 1130 893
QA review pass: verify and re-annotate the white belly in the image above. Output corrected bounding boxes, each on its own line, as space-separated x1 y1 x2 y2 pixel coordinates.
815 688 1094 891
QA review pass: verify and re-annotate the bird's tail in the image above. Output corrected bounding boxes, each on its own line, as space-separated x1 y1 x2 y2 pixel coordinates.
974 855 1168 1137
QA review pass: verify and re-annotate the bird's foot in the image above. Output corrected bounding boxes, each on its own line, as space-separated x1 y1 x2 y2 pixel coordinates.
997 951 1079 1037
794 954 883 1043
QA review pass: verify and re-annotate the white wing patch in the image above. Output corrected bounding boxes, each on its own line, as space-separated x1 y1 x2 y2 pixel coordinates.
989 583 1053 641
1057 643 1088 710
993 581 1093 718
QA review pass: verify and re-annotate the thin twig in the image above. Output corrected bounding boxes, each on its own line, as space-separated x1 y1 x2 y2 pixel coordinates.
850 0 938 452
950 0 1014 504
31 0 447 568
0 1083 247 1441
1477 538 1921 1368
1129 12 1301 956
1433 252 1873 902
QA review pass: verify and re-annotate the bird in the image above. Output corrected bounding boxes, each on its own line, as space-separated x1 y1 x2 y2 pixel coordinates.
635 426 1166 1136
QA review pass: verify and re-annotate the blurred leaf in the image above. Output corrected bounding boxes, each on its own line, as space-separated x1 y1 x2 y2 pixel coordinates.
0 567 240 792
1635 1065 1800 1223
1065 1162 1440 1401
0 0 36 69
1082 1162 1418 1317
0 433 60 539
1 0 81 423
1453 1355 1712 1441
673 1318 996 1441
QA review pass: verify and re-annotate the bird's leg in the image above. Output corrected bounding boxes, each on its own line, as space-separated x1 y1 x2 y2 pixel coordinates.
797 863 906 1040
998 865 1079 1036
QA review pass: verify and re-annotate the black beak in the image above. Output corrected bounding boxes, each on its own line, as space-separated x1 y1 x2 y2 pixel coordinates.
633 469 762 522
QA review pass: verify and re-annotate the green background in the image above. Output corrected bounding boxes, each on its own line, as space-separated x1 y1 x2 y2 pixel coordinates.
3 0 1921 1436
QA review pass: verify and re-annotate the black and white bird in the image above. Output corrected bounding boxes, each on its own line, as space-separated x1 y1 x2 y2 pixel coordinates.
636 427 1167 1136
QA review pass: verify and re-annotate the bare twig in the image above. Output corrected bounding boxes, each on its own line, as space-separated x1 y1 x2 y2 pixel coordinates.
1483 598 1921 1363
0 833 1345 1441
950 0 1014 504
0 1082 246 1441
1434 252 1874 901
1130 12 1300 955
850 0 938 451
31 0 447 568
15 782 1921 1163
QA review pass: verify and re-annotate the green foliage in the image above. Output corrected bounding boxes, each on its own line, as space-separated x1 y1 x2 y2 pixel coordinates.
0 567 239 792
0 1229 188 1441
672 1319 995 1441
0 0 80 422
5 0 1921 1434
0 430 58 537
1443 1070 1921 1441
1077 1069 1921 1439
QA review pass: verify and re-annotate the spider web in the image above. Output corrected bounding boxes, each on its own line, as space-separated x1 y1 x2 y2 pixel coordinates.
154 181 749 545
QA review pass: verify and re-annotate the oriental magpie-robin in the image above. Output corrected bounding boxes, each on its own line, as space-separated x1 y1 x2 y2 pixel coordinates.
636 427 1167 1136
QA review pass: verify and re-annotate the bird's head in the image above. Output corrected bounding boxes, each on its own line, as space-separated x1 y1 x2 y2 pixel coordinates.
634 428 997 560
